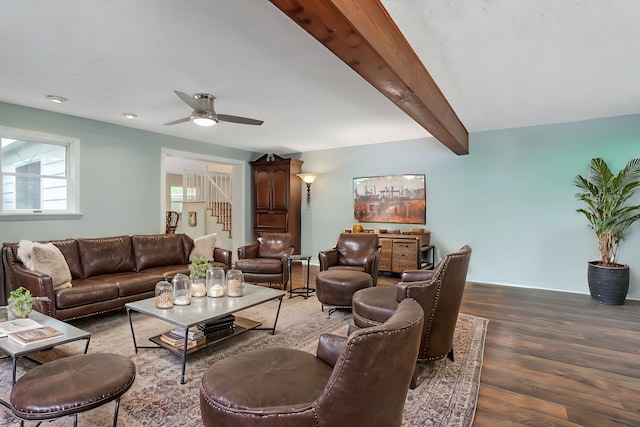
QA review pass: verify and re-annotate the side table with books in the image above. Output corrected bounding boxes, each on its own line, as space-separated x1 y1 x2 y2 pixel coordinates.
0 308 91 385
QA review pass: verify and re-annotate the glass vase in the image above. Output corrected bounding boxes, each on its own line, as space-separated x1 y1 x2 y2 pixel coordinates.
155 280 174 309
206 267 226 298
172 273 191 305
226 269 244 297
191 277 207 297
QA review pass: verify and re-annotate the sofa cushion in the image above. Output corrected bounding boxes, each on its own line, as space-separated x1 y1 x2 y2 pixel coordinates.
140 265 190 281
18 240 72 290
78 236 135 278
236 258 282 274
189 233 217 261
50 239 84 279
54 279 119 309
132 234 188 271
87 271 163 297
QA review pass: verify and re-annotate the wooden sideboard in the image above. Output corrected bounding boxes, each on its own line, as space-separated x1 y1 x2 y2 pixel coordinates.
377 232 434 274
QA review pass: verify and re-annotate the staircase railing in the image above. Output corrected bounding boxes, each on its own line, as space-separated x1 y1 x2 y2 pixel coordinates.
183 167 233 237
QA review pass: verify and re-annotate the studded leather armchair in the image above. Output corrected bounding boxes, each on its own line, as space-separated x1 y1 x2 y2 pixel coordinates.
351 245 471 388
199 298 424 427
318 233 382 286
235 233 295 289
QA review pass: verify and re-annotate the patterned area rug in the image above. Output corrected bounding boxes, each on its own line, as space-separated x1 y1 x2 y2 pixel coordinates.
0 294 487 426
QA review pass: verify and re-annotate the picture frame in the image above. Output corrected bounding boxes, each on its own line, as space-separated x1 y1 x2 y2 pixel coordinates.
187 211 197 227
353 174 426 224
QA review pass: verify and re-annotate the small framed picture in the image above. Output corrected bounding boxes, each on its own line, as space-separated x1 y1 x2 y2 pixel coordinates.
188 211 197 227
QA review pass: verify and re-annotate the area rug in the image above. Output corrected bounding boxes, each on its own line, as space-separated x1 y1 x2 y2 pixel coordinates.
0 295 487 426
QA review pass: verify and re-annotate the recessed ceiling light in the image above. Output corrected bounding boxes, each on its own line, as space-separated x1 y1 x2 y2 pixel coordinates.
122 113 138 119
46 95 67 104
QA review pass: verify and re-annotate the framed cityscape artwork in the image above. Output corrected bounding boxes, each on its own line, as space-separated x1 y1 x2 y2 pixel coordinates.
353 174 426 224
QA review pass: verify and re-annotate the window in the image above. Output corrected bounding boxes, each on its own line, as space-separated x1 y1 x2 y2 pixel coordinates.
170 185 183 211
1 127 79 216
170 185 197 211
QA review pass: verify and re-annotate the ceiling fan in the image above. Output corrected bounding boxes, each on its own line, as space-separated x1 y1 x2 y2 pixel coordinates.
164 90 264 127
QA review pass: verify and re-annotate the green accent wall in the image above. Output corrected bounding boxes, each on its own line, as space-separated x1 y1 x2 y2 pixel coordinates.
297 114 640 299
1 101 639 299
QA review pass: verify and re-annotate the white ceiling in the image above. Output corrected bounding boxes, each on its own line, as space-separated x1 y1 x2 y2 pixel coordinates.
1 1 638 156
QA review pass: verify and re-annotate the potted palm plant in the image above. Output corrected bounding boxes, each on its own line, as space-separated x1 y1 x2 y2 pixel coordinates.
574 157 640 304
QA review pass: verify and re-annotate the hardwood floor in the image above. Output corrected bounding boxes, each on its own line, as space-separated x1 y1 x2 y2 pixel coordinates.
290 266 640 426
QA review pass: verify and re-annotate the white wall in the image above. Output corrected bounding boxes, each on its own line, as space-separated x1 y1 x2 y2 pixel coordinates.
297 114 640 300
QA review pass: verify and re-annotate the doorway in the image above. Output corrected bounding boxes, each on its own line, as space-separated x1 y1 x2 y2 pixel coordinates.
161 148 246 254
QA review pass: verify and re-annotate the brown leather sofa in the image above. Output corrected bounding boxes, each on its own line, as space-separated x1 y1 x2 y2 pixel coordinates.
199 298 424 427
318 232 382 286
235 233 294 289
1 233 232 321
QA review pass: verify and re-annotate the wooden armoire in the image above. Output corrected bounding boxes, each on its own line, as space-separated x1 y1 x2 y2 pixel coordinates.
250 154 303 254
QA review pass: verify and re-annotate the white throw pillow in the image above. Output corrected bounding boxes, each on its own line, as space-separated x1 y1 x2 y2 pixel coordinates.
189 233 218 261
17 239 36 270
19 240 72 290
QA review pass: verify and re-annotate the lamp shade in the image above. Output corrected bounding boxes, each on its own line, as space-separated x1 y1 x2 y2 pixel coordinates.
297 173 318 184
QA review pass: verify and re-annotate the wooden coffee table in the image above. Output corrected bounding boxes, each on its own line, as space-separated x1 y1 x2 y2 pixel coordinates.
125 284 285 384
0 309 91 385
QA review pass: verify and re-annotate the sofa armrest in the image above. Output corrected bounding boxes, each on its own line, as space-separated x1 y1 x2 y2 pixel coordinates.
400 269 437 283
364 246 382 286
280 247 295 284
316 333 347 367
237 243 259 260
396 269 438 301
318 248 339 271
213 247 232 270
3 250 56 317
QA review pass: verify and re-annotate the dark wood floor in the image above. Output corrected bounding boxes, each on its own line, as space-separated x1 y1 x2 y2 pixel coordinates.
292 266 640 426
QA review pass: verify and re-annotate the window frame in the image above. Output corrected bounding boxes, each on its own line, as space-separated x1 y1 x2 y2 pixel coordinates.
0 126 81 220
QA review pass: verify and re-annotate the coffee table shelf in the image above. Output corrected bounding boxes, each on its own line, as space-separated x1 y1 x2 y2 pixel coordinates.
148 316 261 356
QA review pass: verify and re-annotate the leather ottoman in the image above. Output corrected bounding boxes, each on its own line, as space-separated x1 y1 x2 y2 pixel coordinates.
315 270 372 317
9 353 136 427
351 285 398 328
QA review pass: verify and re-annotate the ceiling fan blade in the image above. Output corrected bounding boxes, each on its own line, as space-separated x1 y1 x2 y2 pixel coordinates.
217 114 264 126
173 90 199 110
163 117 191 126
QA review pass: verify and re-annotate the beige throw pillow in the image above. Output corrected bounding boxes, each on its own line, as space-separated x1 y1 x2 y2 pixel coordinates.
17 239 36 270
19 240 72 290
189 233 217 261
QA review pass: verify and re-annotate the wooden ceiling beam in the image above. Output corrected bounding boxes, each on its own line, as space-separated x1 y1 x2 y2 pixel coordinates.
269 0 469 155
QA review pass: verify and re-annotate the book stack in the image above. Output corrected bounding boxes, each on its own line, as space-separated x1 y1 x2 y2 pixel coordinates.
0 318 64 346
198 315 235 338
8 326 63 346
160 327 205 350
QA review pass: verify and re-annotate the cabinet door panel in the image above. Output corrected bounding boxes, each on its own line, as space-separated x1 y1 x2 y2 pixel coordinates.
255 169 272 210
270 167 290 211
256 211 288 229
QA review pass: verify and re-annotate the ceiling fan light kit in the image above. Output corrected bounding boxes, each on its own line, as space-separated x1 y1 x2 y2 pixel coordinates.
191 111 218 126
164 90 263 127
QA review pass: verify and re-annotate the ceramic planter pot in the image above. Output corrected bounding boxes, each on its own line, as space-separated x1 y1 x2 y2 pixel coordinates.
587 261 629 305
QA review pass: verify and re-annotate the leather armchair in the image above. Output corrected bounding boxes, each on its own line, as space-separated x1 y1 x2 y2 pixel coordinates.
235 233 294 289
351 245 471 388
318 233 382 286
200 298 424 427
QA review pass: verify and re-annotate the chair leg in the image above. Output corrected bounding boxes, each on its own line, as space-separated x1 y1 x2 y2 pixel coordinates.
410 363 419 389
112 396 121 427
447 348 454 362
